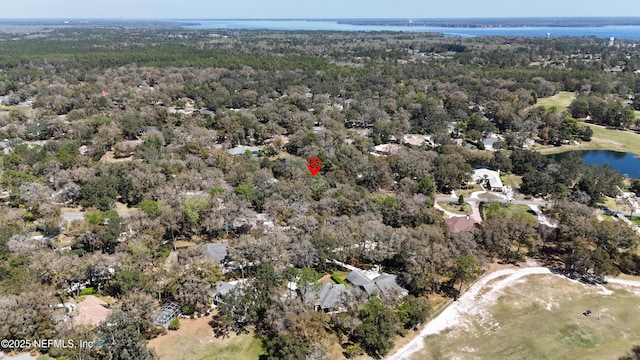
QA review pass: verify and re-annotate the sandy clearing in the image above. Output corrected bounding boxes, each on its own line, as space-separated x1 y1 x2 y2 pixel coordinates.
385 267 640 360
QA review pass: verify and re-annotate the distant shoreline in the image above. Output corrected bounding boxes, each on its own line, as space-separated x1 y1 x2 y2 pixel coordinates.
2 17 640 28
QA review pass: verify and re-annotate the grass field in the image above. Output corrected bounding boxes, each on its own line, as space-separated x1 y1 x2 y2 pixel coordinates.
601 197 630 212
538 124 640 156
501 174 522 189
483 203 531 217
535 91 576 111
439 201 472 215
148 316 265 360
414 274 640 360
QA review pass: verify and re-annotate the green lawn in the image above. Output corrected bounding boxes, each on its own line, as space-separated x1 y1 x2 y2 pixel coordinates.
626 216 640 226
538 124 640 156
483 203 532 217
415 274 640 360
601 197 627 212
535 91 576 111
501 174 522 189
148 317 265 360
439 201 472 215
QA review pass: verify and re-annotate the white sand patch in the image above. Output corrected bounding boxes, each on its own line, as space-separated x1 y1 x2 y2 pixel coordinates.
607 278 640 287
596 284 613 295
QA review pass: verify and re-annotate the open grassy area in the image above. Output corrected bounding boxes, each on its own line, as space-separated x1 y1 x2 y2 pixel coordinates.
148 316 265 360
438 201 472 215
483 203 532 217
415 274 640 360
538 124 640 156
501 174 522 190
601 197 629 212
535 91 576 111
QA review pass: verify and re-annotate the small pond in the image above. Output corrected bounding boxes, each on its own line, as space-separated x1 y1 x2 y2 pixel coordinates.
546 150 640 178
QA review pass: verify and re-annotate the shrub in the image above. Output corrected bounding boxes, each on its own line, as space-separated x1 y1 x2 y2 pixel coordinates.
79 287 96 296
144 326 167 339
331 274 347 286
168 318 180 331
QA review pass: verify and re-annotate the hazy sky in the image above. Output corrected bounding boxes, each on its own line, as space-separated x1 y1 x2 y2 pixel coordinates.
3 0 639 19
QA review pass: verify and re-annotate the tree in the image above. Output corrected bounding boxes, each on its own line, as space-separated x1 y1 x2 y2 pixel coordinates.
182 197 207 235
354 297 399 358
452 255 483 295
396 296 431 331
620 345 640 360
263 333 309 360
94 311 157 360
520 170 555 197
432 153 472 193
138 199 160 218
569 97 589 119
79 175 119 211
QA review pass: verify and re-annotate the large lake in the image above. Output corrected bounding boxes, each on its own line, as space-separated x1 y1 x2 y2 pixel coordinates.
181 20 640 40
547 150 640 178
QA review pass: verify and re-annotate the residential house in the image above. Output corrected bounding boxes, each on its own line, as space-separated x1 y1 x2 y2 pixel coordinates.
203 242 228 263
472 168 504 192
371 143 403 156
482 134 503 151
445 216 478 233
302 283 347 313
228 145 261 157
402 134 435 148
209 280 245 306
345 270 408 300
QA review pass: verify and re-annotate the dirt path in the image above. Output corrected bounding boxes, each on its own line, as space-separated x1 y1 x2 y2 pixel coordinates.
385 267 640 360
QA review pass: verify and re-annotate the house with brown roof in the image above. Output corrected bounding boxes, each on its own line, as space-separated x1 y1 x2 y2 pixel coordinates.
445 215 478 233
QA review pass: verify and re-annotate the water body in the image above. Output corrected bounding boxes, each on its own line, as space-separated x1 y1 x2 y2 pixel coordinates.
182 20 640 40
547 150 640 178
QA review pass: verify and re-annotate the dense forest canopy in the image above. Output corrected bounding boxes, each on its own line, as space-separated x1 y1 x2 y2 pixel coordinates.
1 25 640 359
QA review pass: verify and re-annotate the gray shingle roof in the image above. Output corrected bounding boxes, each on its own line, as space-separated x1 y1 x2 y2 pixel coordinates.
204 243 228 263
304 283 346 311
373 273 408 299
346 271 408 299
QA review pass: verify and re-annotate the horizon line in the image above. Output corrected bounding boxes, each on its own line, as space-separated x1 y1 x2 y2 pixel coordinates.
2 16 640 21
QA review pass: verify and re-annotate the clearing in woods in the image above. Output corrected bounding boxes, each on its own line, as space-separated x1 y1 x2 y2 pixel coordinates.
535 91 576 110
147 316 265 360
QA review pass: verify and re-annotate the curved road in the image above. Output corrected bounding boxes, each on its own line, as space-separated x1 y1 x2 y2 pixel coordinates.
385 267 640 360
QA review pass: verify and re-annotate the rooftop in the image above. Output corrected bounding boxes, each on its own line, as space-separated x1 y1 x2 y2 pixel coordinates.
472 168 504 190
303 283 346 312
204 242 228 263
445 216 478 233
228 145 261 156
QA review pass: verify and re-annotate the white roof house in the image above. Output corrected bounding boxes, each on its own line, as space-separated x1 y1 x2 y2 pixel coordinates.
228 145 261 156
472 168 504 192
372 143 403 155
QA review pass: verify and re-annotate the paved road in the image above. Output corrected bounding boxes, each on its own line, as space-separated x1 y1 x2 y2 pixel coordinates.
435 196 548 207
